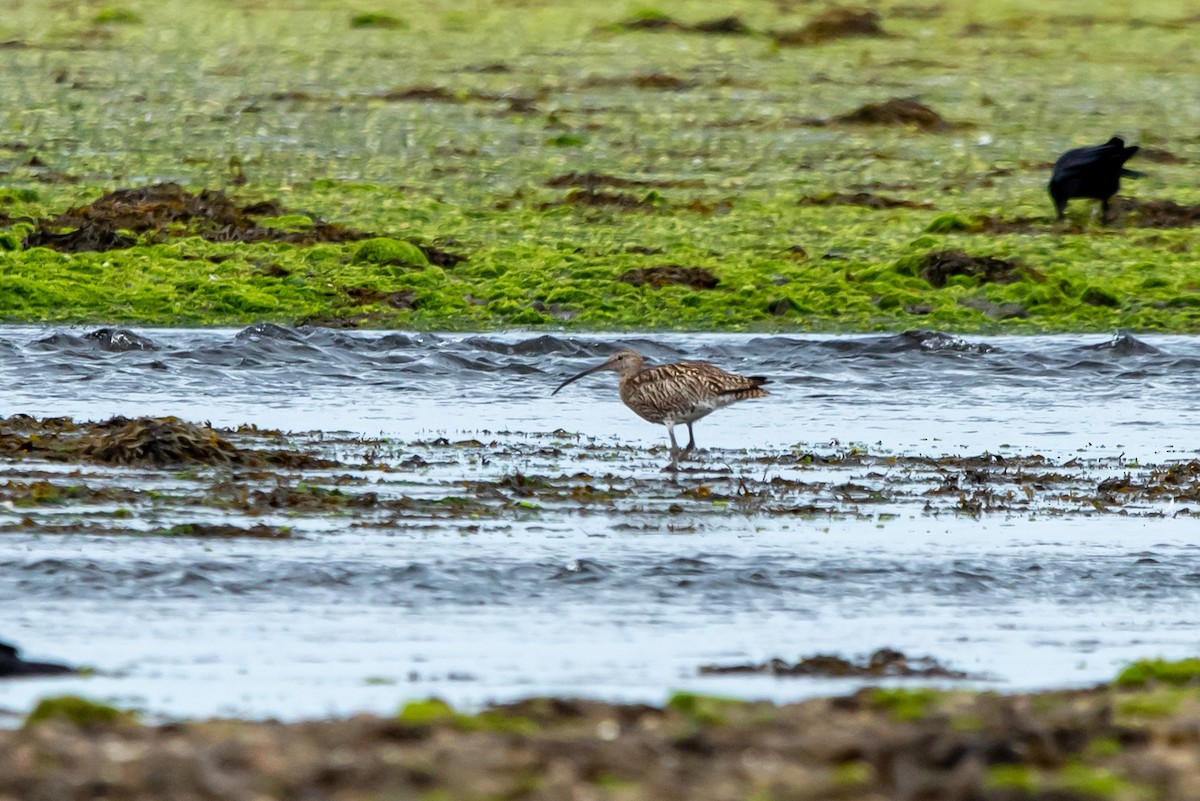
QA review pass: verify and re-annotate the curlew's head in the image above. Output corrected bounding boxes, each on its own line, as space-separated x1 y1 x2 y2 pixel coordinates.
551 349 645 395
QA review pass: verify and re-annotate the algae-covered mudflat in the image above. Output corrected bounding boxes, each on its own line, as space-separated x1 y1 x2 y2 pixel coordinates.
0 0 1198 330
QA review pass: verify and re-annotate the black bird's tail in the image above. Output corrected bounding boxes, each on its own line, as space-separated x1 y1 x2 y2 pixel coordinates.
1121 168 1147 178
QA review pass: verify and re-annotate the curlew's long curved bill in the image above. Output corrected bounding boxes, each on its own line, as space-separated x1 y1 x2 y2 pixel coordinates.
551 362 608 395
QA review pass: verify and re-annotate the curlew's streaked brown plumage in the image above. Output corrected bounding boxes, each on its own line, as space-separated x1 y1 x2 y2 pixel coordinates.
551 349 770 462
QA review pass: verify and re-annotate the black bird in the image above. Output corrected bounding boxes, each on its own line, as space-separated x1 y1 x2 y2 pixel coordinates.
0 640 75 678
1049 136 1143 223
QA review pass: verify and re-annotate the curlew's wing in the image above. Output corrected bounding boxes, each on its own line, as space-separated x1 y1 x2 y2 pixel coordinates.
621 361 769 423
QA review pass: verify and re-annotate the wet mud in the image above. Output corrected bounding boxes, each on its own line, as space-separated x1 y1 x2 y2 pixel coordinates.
7 683 1200 800
699 648 974 679
774 8 888 46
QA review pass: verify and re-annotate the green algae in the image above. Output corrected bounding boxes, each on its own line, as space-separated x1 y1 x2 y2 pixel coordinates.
350 12 407 30
396 698 538 735
868 687 943 721
93 7 142 25
666 691 745 725
25 696 137 729
1115 690 1186 719
1115 657 1200 688
0 0 1198 331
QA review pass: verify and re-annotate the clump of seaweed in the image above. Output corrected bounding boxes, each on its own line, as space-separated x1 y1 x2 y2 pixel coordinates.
0 415 341 470
773 8 886 45
350 12 407 29
22 184 376 253
614 12 752 35
25 696 136 729
581 73 695 91
160 523 292 539
918 250 1040 288
699 648 974 678
541 188 661 211
618 265 719 290
82 416 242 467
831 98 955 131
545 172 702 190
1117 198 1200 228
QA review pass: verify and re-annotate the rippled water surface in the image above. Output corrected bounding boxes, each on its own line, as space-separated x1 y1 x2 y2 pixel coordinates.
4 325 1200 722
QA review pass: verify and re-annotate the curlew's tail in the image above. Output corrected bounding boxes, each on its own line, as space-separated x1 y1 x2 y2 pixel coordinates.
718 376 770 399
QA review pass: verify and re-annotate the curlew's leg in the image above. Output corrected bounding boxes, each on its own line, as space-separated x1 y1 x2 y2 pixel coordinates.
683 422 696 453
665 425 681 469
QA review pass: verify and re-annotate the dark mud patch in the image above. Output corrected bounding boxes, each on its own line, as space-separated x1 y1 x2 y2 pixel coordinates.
618 266 720 290
614 13 753 35
23 184 377 253
1139 147 1187 164
889 3 945 20
774 8 887 46
406 241 466 268
545 172 703 190
920 250 1040 288
8 684 1200 800
376 85 459 102
959 214 1049 234
293 313 378 329
345 286 418 310
374 85 542 114
1116 198 1200 229
541 188 659 212
799 191 933 210
831 98 959 131
0 641 75 678
581 73 696 91
699 648 973 679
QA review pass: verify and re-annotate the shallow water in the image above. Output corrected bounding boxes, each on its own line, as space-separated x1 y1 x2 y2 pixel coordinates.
3 325 1200 722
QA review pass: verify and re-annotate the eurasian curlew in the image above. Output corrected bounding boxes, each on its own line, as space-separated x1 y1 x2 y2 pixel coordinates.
551 349 770 464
